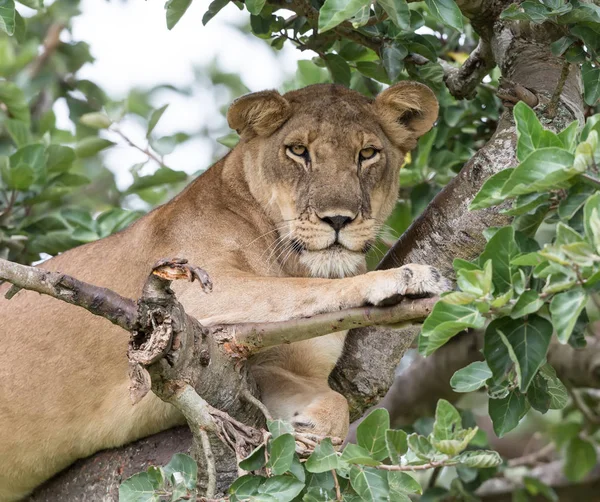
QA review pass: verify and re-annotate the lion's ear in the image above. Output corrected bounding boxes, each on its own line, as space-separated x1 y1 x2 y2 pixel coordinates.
227 90 291 138
374 81 439 148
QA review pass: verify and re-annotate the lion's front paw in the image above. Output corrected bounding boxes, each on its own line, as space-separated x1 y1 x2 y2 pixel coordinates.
366 264 453 306
290 391 349 439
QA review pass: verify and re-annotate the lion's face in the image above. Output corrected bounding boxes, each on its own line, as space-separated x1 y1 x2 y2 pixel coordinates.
228 83 438 278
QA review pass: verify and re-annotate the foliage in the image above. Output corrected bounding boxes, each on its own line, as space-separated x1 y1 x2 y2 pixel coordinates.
422 102 600 481
121 403 502 501
119 453 198 502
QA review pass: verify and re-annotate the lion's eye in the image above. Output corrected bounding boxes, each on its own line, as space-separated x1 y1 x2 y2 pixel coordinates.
359 147 378 161
288 145 307 157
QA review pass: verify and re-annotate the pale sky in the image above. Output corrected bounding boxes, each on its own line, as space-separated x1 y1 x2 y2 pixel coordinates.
62 0 310 189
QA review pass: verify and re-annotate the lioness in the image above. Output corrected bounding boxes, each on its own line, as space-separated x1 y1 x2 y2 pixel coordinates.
0 82 449 500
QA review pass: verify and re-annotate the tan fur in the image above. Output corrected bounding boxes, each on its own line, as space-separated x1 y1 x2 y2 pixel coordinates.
0 82 445 501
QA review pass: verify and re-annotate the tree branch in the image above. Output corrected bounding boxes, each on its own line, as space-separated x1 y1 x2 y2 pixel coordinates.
0 257 136 331
0 257 437 357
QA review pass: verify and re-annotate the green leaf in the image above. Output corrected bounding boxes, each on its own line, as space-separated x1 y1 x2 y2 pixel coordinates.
564 437 597 482
484 315 553 391
246 0 266 15
202 0 230 25
288 455 305 483
258 475 305 501
385 429 408 464
165 0 192 30
469 169 515 210
488 390 529 437
75 137 115 158
542 366 568 410
424 0 463 30
432 399 461 441
239 444 267 471
119 472 160 502
501 148 576 197
147 105 169 138
550 36 574 56
268 433 296 475
456 259 493 297
127 167 187 193
357 409 390 461
450 361 492 393
305 438 340 473
407 434 437 461
513 101 563 162
46 145 75 173
556 222 584 245
6 119 31 147
377 0 410 29
479 226 520 293
420 303 486 356
267 419 295 438
550 288 588 343
341 443 381 466
527 372 551 413
323 53 351 86
229 474 263 500
318 0 370 33
10 144 45 175
0 0 15 35
510 290 544 319
1 162 34 190
79 112 112 129
523 476 558 502
0 80 30 124
349 465 389 500
584 192 600 245
162 453 197 490
529 365 568 412
456 450 502 468
557 120 579 151
388 471 422 495
382 43 406 82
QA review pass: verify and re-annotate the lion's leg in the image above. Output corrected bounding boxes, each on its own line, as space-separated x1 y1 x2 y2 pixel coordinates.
249 332 349 437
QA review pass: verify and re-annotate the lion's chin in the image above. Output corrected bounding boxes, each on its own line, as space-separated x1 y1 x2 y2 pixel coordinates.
298 245 365 279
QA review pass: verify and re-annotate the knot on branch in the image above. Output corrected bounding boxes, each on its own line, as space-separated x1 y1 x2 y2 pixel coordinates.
127 258 212 404
497 78 539 108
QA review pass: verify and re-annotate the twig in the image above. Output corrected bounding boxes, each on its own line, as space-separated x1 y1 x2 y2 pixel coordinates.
112 127 167 167
199 429 217 499
241 389 273 421
568 386 600 426
547 60 570 119
580 173 600 190
332 469 342 501
374 460 451 471
0 257 136 330
28 23 65 78
507 443 555 467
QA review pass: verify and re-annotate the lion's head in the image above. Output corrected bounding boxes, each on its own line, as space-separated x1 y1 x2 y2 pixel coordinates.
227 83 438 278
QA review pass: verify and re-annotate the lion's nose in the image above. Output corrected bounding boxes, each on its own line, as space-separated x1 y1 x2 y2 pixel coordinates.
320 215 353 232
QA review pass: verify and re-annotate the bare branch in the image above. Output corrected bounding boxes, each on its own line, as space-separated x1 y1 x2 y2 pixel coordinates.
28 23 65 78
0 257 136 331
225 296 438 356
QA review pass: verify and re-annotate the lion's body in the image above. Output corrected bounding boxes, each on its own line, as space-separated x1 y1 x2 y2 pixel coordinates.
0 83 444 500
